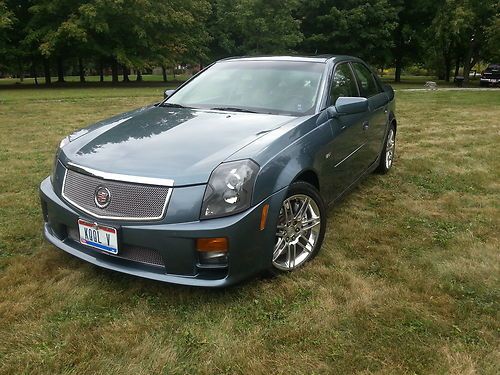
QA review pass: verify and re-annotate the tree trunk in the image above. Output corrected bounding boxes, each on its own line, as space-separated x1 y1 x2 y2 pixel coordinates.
99 60 104 82
393 25 403 83
56 57 64 83
18 68 24 82
136 70 142 81
462 38 477 84
43 59 51 85
161 65 167 82
78 57 85 83
111 59 119 83
122 65 130 82
31 61 38 85
454 57 460 78
463 57 471 84
444 53 452 82
395 59 402 83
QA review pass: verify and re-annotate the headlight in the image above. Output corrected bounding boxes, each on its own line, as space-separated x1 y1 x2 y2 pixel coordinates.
50 150 60 184
51 131 87 182
201 159 259 219
50 136 69 183
59 136 70 149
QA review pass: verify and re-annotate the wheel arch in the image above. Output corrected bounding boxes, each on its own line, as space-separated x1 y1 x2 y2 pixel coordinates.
391 116 397 133
292 169 320 191
389 111 397 134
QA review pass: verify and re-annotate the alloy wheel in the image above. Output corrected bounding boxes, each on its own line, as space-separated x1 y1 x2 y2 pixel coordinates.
385 128 395 169
273 194 321 271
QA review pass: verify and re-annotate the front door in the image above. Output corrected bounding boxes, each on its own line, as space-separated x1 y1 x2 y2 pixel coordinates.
322 63 368 202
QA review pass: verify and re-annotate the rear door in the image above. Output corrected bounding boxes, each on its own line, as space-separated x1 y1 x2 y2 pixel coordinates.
351 62 389 164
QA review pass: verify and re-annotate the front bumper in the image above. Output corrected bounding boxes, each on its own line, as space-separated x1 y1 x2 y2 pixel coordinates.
40 177 287 287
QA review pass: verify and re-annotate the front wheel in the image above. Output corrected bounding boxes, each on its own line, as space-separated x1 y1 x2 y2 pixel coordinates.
271 182 326 272
376 123 396 174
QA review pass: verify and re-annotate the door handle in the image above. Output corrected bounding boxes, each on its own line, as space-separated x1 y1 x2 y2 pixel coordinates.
362 121 369 131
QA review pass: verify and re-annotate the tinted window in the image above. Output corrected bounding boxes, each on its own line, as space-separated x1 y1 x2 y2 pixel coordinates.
330 63 359 105
352 63 380 98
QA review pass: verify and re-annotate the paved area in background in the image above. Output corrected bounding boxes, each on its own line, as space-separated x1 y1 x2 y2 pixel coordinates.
397 87 499 92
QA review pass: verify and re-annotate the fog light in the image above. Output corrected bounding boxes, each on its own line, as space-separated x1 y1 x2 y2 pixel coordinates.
198 251 228 266
196 238 228 266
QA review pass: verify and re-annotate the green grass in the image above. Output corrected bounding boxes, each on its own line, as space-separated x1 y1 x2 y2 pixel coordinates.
0 88 499 374
1 72 483 90
380 74 481 89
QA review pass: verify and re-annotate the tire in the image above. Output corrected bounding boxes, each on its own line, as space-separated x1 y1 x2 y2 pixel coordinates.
270 181 326 274
376 123 396 174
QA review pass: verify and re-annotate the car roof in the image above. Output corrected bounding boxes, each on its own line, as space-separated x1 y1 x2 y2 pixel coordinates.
218 55 355 64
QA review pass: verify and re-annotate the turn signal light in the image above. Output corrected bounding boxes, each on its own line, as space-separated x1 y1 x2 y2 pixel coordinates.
260 204 269 231
196 237 228 252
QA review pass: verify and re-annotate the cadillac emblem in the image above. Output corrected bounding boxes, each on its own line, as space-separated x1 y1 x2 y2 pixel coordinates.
94 186 111 209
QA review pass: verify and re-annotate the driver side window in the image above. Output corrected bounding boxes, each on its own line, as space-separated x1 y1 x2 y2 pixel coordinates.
330 63 359 105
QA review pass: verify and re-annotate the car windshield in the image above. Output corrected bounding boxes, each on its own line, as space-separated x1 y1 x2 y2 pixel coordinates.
164 60 326 116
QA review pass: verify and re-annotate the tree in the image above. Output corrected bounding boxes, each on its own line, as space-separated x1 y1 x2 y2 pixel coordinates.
0 0 14 71
208 0 302 60
425 0 468 81
484 13 500 62
297 0 398 68
389 0 437 82
0 0 13 38
76 0 211 81
459 0 499 82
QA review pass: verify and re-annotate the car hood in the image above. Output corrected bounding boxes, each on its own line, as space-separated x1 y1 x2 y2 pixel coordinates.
62 105 295 186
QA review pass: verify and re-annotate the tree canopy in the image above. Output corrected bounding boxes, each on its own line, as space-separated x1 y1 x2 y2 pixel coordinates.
0 0 498 83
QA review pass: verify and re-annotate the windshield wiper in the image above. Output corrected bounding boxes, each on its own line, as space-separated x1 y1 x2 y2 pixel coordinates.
161 102 192 109
210 106 258 114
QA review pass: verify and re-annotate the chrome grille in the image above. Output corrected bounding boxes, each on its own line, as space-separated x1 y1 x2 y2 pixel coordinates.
62 168 171 220
67 227 165 267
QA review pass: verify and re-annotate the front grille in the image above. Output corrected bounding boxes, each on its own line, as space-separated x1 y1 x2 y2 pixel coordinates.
67 227 165 267
62 168 170 220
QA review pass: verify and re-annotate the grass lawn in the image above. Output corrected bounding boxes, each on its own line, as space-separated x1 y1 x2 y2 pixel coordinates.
381 74 481 89
0 87 499 374
1 72 482 90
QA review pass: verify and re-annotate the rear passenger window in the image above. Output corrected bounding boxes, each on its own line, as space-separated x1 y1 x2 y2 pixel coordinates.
330 63 359 105
352 63 380 98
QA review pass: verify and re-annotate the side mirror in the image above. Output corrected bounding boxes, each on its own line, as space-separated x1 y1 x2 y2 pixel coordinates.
383 84 395 101
164 89 176 99
335 97 369 115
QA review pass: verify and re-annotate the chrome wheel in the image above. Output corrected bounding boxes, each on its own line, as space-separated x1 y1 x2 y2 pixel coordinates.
273 194 321 271
385 128 395 169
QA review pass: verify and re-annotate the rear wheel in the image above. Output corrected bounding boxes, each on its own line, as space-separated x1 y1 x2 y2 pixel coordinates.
376 123 396 174
271 182 326 272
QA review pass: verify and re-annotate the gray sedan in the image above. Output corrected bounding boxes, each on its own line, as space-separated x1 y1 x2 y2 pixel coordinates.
40 55 397 286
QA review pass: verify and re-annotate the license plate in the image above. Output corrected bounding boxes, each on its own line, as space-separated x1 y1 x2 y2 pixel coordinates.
78 219 118 254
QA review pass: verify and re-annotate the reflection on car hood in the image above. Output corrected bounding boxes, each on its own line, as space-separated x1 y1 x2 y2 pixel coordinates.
61 105 295 186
